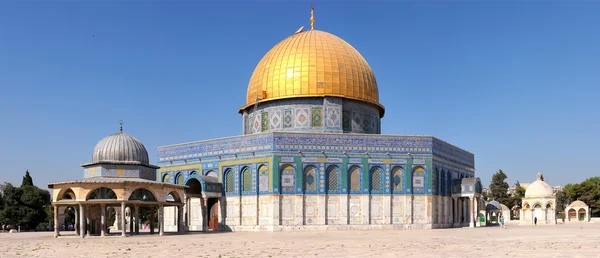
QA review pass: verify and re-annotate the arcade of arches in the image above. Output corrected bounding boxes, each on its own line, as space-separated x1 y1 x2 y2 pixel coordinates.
48 180 185 238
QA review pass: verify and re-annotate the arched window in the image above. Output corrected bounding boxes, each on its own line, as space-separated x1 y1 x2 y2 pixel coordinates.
446 171 452 196
87 187 117 200
162 173 171 183
242 167 252 193
280 165 296 193
176 173 184 185
129 188 156 201
349 166 361 192
432 168 439 195
258 165 269 192
369 166 382 192
392 166 403 191
304 165 317 192
440 170 446 195
205 170 217 178
412 167 425 193
224 169 234 193
326 165 339 192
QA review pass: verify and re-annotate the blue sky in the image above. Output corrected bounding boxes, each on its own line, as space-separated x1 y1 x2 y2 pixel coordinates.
1 1 599 190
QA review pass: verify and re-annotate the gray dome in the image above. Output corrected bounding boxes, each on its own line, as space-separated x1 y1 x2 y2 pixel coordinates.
92 132 149 164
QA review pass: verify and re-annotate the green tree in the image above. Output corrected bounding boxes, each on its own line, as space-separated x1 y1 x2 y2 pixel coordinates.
489 169 510 206
555 190 568 221
514 181 526 198
21 170 33 187
564 177 600 217
0 172 51 230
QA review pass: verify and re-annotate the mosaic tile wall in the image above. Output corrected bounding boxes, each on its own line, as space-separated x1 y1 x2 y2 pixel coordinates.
241 97 380 134
83 164 156 181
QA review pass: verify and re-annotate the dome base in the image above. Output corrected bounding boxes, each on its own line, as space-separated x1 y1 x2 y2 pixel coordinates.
241 97 381 135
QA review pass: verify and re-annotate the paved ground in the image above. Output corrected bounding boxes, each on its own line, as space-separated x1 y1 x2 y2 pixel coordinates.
1 222 599 258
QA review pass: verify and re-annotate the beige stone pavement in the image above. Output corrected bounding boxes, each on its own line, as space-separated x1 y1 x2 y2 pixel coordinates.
1 222 599 258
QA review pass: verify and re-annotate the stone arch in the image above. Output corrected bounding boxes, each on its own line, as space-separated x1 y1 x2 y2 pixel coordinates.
303 165 318 192
166 191 182 203
86 187 117 200
348 165 362 192
369 166 383 192
185 177 202 195
223 168 235 194
127 188 157 202
326 165 340 193
568 208 577 221
56 188 77 201
280 164 296 193
578 208 586 221
391 166 403 192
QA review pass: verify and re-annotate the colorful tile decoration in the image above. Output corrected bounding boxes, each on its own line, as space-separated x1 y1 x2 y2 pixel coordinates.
283 109 293 128
311 107 323 127
261 112 269 132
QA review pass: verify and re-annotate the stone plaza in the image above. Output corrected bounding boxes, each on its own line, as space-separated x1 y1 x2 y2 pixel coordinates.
1 222 599 257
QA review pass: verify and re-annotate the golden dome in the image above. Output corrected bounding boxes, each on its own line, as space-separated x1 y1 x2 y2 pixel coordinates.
241 29 384 115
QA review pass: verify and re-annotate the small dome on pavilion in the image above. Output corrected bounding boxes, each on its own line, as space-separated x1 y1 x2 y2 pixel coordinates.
524 172 553 198
91 128 149 165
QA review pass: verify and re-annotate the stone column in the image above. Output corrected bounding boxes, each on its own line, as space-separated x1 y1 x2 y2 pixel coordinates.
202 198 209 232
456 198 461 225
452 197 457 225
150 207 155 234
75 209 79 236
134 205 140 235
121 202 126 237
53 205 60 238
86 205 91 236
184 197 190 231
79 204 85 238
177 205 184 233
100 204 106 237
129 207 134 233
469 197 474 228
159 205 165 236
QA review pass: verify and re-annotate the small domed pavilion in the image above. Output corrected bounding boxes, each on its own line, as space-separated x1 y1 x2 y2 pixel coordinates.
565 200 590 222
519 172 556 225
48 124 186 238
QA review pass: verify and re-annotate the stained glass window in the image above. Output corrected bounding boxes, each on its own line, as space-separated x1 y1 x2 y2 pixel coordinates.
392 166 403 191
281 165 296 193
349 166 360 191
242 168 252 193
304 166 317 192
225 169 234 193
162 173 171 183
370 167 382 191
176 173 184 185
326 165 339 192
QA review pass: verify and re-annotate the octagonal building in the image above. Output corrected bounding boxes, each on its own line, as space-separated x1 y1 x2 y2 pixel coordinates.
157 9 481 232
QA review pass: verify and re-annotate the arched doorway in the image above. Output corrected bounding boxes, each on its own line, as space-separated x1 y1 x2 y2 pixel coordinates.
568 208 577 221
185 178 203 231
578 208 586 221
533 204 543 223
